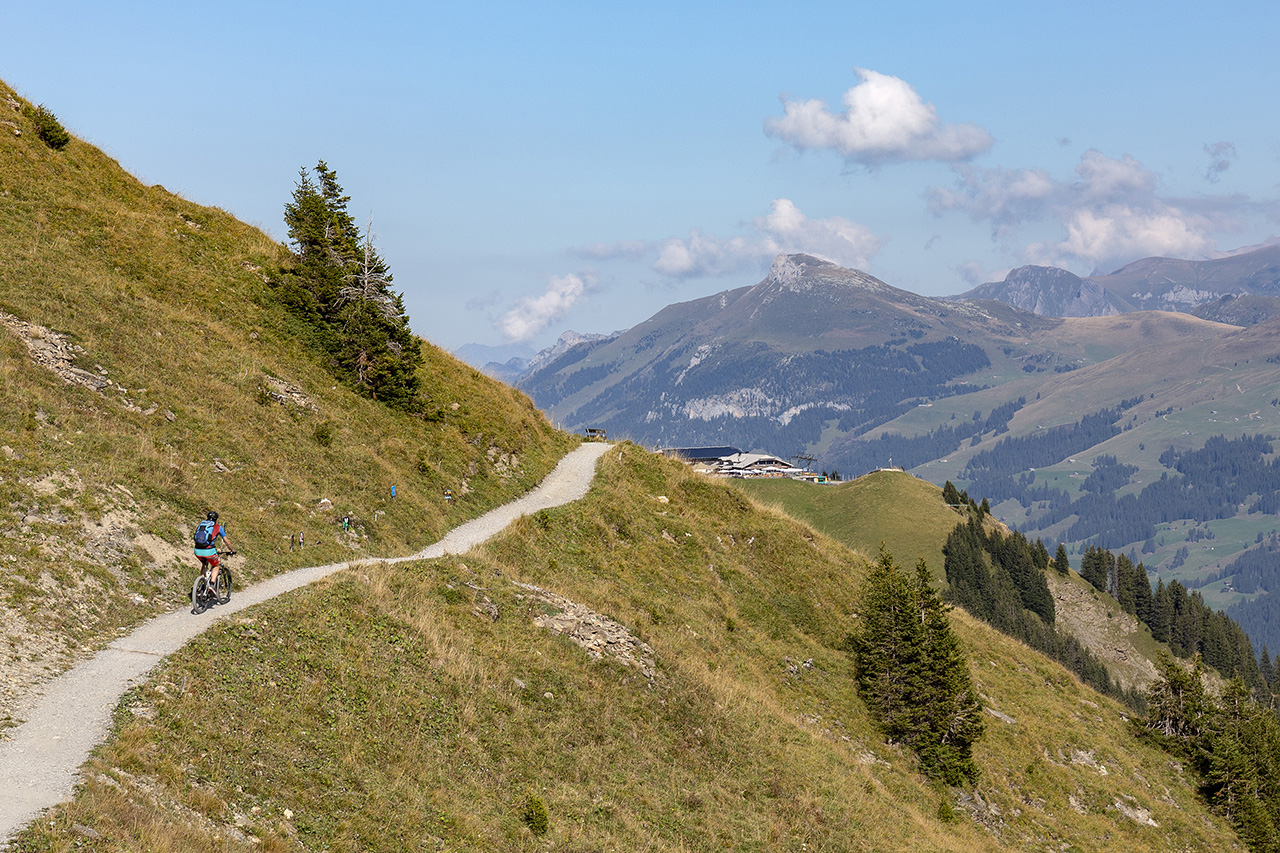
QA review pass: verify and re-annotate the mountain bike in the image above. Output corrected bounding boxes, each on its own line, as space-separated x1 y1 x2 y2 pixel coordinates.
191 551 235 614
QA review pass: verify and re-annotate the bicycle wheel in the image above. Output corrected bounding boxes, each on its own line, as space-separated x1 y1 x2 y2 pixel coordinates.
192 575 209 612
213 567 232 604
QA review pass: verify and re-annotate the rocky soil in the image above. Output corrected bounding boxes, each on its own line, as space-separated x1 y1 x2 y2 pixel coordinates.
1048 573 1158 692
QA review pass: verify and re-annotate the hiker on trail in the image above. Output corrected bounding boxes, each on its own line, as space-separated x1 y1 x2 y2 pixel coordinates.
194 511 234 586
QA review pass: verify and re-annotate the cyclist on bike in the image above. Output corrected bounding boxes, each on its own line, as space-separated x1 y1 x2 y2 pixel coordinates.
194 510 235 589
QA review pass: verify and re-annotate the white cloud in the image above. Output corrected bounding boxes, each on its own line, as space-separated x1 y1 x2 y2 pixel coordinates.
1028 204 1214 270
1074 150 1155 202
652 231 759 278
928 165 1055 241
497 272 594 343
754 199 884 269
649 199 885 279
764 68 993 165
930 149 1221 273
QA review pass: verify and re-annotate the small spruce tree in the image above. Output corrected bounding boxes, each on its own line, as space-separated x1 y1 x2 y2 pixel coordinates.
850 549 983 785
280 162 423 409
1053 543 1070 575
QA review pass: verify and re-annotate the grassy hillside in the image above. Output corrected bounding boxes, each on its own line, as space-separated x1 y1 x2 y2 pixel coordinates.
733 471 963 583
12 446 1242 851
740 470 1168 693
0 80 574 719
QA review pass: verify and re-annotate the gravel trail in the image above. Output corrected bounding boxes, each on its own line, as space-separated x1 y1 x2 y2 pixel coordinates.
0 442 613 847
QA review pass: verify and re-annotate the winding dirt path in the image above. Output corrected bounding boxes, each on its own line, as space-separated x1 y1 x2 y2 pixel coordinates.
0 442 613 847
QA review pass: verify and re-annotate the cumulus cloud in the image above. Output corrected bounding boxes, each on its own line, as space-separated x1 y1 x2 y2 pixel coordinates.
930 149 1220 273
652 231 759 278
1027 204 1214 269
650 199 885 279
928 165 1055 242
755 199 884 268
764 68 993 166
1204 141 1237 184
497 272 595 343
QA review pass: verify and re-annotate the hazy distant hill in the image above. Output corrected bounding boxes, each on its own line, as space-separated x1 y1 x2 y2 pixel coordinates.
957 244 1280 320
1093 244 1280 311
957 265 1128 317
519 253 1065 452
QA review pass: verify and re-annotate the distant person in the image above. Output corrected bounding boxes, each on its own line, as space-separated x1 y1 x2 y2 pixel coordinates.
194 510 234 587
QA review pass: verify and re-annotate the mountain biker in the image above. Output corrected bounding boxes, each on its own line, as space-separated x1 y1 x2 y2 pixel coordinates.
194 510 235 589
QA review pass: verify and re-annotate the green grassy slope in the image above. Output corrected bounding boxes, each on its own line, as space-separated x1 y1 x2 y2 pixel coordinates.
738 470 1172 693
734 471 965 583
0 80 574 716
13 446 1241 851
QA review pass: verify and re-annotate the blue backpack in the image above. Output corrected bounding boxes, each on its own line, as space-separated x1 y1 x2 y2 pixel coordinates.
194 519 217 548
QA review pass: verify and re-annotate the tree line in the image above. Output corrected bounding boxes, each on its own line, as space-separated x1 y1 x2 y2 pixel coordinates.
834 397 1025 476
975 431 1280 551
939 503 1141 706
1142 656 1280 851
1077 544 1268 694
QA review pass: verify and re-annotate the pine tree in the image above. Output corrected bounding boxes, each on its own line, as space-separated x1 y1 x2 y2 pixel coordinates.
1150 578 1172 644
910 559 985 785
850 550 983 785
1053 543 1071 575
281 162 423 409
1080 546 1107 591
1143 653 1209 743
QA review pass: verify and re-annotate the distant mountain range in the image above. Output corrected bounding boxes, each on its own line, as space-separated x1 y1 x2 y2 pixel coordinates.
515 250 1280 648
954 243 1280 319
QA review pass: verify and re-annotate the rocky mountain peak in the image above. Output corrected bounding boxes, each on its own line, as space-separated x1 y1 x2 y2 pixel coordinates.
766 253 836 287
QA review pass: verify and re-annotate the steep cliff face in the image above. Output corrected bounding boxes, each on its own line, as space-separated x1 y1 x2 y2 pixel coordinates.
962 265 1126 317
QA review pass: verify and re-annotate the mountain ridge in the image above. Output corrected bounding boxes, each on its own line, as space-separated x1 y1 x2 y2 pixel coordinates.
955 243 1280 319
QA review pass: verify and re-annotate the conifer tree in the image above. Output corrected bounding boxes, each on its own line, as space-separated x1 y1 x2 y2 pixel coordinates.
1143 653 1209 743
280 162 423 409
1260 644 1275 691
910 559 986 785
1053 543 1071 575
850 550 983 785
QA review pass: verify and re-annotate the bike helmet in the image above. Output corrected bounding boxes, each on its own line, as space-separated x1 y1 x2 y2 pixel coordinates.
207 510 219 521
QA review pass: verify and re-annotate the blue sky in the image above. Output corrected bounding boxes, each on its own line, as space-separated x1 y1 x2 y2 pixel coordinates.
5 1 1279 355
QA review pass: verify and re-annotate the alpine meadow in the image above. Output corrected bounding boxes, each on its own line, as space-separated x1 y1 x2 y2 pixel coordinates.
2 74 1279 853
